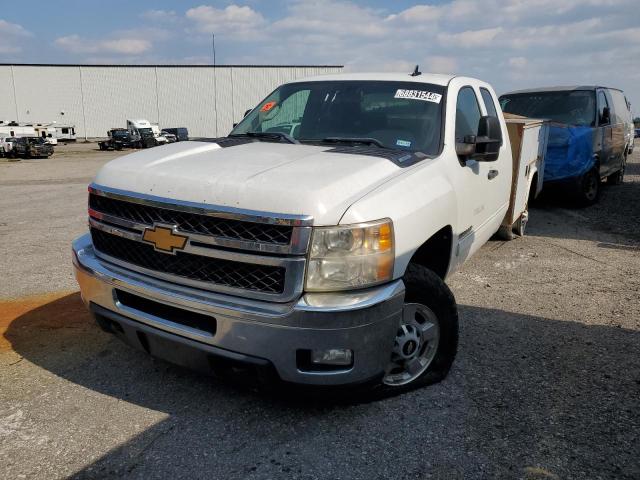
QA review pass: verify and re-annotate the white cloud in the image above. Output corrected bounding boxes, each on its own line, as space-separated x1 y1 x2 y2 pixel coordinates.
55 34 152 55
386 5 442 23
0 19 32 54
0 19 32 37
425 56 458 74
437 27 503 48
185 5 265 38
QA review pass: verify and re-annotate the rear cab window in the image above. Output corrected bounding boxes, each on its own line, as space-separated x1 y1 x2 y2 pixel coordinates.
480 88 498 117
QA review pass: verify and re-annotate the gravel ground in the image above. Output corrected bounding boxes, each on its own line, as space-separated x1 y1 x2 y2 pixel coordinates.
0 142 638 479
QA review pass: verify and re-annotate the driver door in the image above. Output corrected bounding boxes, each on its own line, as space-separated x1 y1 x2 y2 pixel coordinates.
596 89 614 176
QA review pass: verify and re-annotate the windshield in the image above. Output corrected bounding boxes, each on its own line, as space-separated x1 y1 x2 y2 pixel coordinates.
112 131 128 138
231 81 445 154
139 128 153 136
500 90 596 126
28 138 45 145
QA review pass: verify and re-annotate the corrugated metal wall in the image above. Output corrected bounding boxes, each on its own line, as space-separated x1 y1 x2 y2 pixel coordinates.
0 65 342 138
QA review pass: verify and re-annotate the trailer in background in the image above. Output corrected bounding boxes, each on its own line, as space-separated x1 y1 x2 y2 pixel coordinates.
53 124 76 142
0 125 36 138
32 124 58 145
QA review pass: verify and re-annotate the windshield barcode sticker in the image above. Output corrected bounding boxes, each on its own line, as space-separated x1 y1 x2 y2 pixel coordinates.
394 89 442 104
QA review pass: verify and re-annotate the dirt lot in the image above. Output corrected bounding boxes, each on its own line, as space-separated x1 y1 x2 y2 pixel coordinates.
1 142 638 479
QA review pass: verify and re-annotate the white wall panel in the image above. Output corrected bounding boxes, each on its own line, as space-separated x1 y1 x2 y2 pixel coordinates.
1 65 342 138
0 66 17 123
10 66 84 133
81 66 158 138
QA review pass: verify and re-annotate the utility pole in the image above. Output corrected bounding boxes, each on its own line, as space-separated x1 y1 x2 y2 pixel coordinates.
212 33 219 136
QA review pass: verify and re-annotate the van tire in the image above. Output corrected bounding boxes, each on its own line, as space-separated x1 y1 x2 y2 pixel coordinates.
574 167 600 206
370 264 458 398
607 153 626 185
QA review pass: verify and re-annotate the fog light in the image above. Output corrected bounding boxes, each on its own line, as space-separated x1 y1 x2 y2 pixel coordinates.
310 348 353 366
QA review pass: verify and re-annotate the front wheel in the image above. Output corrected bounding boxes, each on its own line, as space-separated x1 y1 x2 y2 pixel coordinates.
574 167 600 207
375 264 458 396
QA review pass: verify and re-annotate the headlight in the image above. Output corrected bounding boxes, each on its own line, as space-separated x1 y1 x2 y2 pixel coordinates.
305 219 394 292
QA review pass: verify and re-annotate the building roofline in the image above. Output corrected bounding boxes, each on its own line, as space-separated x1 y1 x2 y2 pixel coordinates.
0 63 344 69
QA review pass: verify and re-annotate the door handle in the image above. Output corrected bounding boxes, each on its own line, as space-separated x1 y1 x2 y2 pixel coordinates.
488 169 499 180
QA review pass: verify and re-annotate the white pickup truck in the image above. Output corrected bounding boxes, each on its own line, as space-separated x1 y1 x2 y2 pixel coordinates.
72 73 513 395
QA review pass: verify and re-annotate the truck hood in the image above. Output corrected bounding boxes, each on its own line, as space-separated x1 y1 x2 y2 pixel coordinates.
94 140 403 225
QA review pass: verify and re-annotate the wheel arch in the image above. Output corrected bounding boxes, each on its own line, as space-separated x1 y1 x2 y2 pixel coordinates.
405 225 453 280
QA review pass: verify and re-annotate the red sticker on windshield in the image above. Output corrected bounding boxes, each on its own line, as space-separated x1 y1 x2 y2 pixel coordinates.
261 101 277 112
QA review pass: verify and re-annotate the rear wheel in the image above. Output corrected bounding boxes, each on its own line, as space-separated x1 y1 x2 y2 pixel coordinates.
373 264 458 397
607 152 626 185
514 210 528 237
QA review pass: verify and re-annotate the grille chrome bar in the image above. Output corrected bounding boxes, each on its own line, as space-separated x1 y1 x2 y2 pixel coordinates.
90 224 306 302
89 183 312 255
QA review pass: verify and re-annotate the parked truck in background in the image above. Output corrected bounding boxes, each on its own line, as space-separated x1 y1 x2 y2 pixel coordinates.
161 127 189 141
98 128 137 151
13 137 54 158
0 136 18 158
126 119 164 148
73 72 517 396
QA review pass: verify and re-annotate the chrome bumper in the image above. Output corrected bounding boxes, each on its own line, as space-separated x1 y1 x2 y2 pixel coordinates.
72 234 404 385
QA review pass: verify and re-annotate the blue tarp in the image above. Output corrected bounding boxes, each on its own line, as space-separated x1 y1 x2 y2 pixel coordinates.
544 125 594 182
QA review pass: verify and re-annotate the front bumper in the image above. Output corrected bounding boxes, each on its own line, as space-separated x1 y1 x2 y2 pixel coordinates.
72 234 404 386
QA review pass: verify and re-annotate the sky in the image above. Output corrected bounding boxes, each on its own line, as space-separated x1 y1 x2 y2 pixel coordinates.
2 0 639 109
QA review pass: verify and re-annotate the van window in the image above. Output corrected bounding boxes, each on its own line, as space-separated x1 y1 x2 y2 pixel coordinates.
609 89 630 124
500 90 595 126
480 88 498 117
597 90 609 125
455 87 482 142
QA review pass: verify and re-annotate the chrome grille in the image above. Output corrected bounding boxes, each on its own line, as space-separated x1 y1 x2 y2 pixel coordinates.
91 228 286 294
86 184 311 302
89 193 293 245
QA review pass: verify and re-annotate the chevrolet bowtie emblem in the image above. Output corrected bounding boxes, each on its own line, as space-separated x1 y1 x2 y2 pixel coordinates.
142 225 188 254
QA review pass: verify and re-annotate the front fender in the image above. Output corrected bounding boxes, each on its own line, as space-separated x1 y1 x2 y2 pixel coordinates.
339 165 457 279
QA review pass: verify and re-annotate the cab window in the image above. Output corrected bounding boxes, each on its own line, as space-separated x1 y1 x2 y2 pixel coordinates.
480 88 498 117
455 87 482 142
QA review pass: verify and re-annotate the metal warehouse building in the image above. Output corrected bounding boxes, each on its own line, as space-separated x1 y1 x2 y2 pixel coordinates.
0 64 343 139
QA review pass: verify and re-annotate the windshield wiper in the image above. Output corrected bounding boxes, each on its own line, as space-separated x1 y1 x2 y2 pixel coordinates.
229 132 299 144
320 137 386 148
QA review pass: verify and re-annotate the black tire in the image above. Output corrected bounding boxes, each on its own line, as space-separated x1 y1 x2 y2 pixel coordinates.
574 167 600 207
497 224 515 240
607 152 626 185
514 210 528 237
370 263 458 398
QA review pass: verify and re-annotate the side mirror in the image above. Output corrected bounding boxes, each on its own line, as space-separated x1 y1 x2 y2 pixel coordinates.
243 109 252 117
456 135 476 156
473 116 502 162
600 106 610 125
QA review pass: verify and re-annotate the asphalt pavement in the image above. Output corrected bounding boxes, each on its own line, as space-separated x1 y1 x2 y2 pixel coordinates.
0 142 638 479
